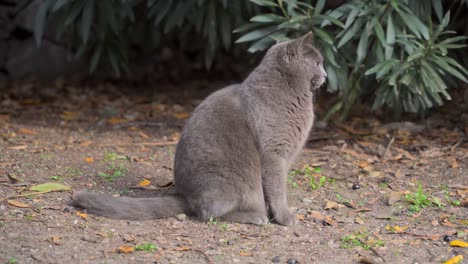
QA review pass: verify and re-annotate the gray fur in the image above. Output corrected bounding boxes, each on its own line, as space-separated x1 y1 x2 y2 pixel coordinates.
71 32 326 225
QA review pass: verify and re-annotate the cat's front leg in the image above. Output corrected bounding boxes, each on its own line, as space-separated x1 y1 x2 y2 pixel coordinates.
261 154 298 226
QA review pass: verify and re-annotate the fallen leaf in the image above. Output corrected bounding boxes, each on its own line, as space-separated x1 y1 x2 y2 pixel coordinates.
174 246 191 251
85 157 94 163
8 145 27 150
76 212 88 219
358 161 370 168
60 111 79 121
354 216 364 225
239 252 252 257
388 192 404 205
96 232 108 237
173 112 189 119
30 182 71 192
138 131 150 139
394 169 405 178
7 199 30 208
107 117 127 125
50 235 61 245
138 179 151 187
18 128 38 135
447 157 459 169
117 245 135 254
156 181 174 187
385 225 409 233
450 240 468 247
80 141 93 147
324 201 342 210
6 173 22 183
443 255 463 264
296 214 305 220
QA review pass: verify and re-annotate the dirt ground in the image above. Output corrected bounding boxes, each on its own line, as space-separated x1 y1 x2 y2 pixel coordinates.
0 80 467 264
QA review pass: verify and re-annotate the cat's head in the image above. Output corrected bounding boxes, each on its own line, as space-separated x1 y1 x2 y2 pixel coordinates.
270 32 327 90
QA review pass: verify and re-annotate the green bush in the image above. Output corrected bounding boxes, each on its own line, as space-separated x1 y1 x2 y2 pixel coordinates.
236 0 468 118
21 0 468 117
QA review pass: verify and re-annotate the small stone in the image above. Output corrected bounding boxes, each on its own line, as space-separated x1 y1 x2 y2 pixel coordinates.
272 255 281 263
443 235 452 242
302 198 312 204
352 183 361 190
62 207 70 213
226 240 233 245
175 213 187 221
287 258 299 264
233 258 241 263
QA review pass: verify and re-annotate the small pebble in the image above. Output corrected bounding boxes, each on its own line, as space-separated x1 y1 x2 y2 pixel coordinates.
352 183 361 190
271 256 281 263
62 207 70 213
226 240 233 245
302 198 312 204
286 258 299 264
443 235 452 242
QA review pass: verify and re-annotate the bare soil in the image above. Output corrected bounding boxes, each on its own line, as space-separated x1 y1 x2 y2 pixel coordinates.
0 81 467 264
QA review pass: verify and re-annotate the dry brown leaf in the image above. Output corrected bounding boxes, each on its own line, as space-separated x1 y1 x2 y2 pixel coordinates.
85 157 94 163
324 201 342 210
18 128 38 135
156 181 174 187
107 117 127 125
358 161 370 168
354 216 364 225
296 214 305 220
7 199 30 208
138 179 151 187
174 246 191 251
50 235 61 245
60 111 79 121
447 157 459 169
138 131 150 139
388 191 403 205
8 145 27 150
239 252 252 257
394 169 405 178
117 245 135 254
80 141 93 147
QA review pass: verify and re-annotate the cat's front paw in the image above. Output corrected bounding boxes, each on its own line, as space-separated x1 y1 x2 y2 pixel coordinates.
274 210 299 226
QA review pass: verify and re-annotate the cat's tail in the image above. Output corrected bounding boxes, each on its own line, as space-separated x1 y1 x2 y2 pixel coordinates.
70 191 186 220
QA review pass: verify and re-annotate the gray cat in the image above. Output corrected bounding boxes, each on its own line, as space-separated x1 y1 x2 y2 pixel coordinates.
71 32 327 226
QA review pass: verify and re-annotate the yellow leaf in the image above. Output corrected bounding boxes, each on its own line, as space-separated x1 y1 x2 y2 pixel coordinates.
7 199 30 208
107 117 127 125
76 212 88 219
239 252 252 257
138 179 151 187
296 214 305 220
443 255 463 264
173 112 189 119
60 111 79 121
118 245 135 254
450 240 468 247
85 157 94 163
30 182 71 192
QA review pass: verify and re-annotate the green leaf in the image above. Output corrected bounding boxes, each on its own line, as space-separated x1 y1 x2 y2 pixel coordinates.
337 18 363 48
52 0 70 11
90 46 102 73
30 183 71 192
397 10 429 40
314 28 334 46
314 0 325 15
385 15 395 59
233 23 262 33
250 14 286 23
431 0 443 21
219 11 231 50
81 0 94 44
235 26 278 43
315 14 344 28
34 0 52 46
248 36 275 52
249 0 278 7
325 64 338 92
373 20 385 46
357 29 369 62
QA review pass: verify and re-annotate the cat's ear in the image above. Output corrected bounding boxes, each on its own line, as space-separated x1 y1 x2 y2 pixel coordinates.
299 32 314 47
299 32 314 55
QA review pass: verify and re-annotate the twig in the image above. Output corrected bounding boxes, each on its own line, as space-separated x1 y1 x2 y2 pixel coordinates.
193 249 214 264
97 141 178 147
357 238 386 263
382 137 395 159
0 190 71 203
